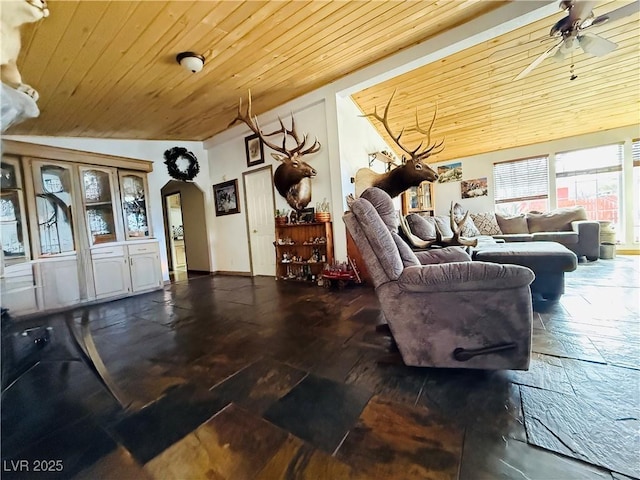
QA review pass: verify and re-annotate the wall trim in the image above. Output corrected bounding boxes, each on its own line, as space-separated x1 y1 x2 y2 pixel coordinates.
212 270 252 277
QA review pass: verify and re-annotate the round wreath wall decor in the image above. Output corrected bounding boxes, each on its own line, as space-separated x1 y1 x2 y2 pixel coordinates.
164 147 200 182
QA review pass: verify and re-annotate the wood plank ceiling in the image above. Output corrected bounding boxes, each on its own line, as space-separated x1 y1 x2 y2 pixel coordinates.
7 0 504 141
6 1 638 164
352 0 640 163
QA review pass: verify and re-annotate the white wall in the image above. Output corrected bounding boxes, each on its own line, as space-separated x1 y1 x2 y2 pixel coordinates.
430 125 639 249
205 100 332 273
3 135 211 280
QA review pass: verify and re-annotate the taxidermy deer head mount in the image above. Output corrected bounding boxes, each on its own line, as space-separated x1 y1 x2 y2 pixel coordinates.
355 90 443 198
229 91 321 211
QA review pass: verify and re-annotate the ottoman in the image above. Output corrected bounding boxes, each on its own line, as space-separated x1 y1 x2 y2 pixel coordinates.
472 241 577 301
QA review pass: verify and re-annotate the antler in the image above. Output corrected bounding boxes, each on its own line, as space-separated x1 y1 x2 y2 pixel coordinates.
229 91 320 159
414 104 445 159
362 89 444 161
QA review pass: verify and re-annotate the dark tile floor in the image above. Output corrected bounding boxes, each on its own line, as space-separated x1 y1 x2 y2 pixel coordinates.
1 256 638 479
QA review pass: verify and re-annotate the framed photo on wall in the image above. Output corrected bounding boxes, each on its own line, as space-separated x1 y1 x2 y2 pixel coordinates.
213 179 240 216
245 133 264 167
299 207 315 223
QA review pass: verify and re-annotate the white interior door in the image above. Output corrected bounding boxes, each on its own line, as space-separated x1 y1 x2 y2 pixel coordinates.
244 167 275 276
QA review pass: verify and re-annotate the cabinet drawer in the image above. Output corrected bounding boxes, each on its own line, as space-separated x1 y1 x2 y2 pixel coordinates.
127 242 159 256
91 245 125 259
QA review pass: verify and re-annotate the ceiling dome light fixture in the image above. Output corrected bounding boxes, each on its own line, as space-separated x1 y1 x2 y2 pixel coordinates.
176 52 205 73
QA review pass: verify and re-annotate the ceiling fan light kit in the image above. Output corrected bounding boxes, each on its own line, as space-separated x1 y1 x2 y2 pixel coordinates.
176 52 205 73
514 0 637 80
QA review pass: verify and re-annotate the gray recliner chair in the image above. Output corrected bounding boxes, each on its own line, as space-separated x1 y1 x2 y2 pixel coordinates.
344 188 534 370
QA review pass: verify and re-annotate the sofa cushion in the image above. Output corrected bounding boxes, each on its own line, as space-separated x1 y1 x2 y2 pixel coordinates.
406 213 438 240
415 247 471 265
360 187 398 232
493 234 533 242
471 212 502 235
350 198 403 280
391 231 420 267
495 213 529 234
531 231 579 245
527 206 587 233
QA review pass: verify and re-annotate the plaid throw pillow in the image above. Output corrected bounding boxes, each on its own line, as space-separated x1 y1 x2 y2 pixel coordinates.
470 212 502 235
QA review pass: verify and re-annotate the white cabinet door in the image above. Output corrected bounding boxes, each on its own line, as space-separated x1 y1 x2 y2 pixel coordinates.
91 245 129 298
38 257 81 309
0 263 38 315
129 253 161 292
93 256 130 298
128 241 162 292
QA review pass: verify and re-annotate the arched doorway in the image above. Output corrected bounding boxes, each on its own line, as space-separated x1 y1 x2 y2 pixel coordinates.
160 180 210 282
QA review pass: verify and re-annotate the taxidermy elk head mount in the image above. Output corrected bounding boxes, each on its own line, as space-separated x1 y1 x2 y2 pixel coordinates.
229 92 321 211
355 90 443 198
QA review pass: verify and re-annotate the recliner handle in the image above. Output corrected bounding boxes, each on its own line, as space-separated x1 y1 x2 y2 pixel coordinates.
453 343 517 361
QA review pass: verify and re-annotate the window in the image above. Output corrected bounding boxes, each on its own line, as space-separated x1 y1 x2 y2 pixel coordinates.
555 144 623 239
493 156 549 215
633 139 640 243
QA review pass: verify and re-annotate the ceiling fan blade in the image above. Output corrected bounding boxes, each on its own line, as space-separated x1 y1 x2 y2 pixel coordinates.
514 40 563 80
591 1 640 26
568 0 597 24
578 33 618 56
551 47 566 63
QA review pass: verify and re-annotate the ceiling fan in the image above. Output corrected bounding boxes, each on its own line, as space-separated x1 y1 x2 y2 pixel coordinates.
514 0 639 80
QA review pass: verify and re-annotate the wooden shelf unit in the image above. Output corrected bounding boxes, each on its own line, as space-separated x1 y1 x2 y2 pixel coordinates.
274 221 334 283
401 181 435 216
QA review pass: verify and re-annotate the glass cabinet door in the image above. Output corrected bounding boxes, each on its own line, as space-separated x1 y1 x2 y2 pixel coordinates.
119 171 150 239
33 162 76 255
81 168 118 245
1 156 30 264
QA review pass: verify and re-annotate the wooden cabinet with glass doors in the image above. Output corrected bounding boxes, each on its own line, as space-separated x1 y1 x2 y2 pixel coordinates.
0 156 37 314
119 171 151 240
401 181 435 216
81 166 119 245
0 142 162 316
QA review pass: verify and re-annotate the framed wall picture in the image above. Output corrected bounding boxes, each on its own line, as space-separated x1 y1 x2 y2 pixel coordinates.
213 179 240 216
299 207 315 223
245 133 264 167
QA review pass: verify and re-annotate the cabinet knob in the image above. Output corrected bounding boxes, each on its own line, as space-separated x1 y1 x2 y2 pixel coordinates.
253 229 257 233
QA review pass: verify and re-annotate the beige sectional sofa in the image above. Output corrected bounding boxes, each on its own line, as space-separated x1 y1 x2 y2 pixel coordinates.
405 206 601 261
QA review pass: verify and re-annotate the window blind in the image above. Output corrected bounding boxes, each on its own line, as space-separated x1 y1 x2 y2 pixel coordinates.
633 139 640 167
556 144 623 177
493 156 548 204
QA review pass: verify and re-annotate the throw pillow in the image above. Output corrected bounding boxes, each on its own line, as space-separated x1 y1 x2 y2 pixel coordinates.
459 216 481 237
406 213 437 240
495 213 529 234
451 202 481 238
434 215 454 237
470 212 502 235
526 206 588 233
